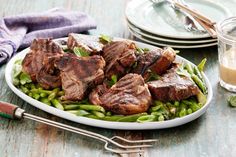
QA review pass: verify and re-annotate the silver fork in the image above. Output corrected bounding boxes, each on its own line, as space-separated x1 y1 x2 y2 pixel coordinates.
0 101 157 154
149 0 205 33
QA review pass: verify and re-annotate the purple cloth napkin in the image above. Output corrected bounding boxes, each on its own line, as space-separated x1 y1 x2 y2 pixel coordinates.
0 8 96 64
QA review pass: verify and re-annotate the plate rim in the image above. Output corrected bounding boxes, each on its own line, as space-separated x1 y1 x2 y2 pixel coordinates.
127 20 217 44
5 36 213 130
125 0 231 39
129 28 217 49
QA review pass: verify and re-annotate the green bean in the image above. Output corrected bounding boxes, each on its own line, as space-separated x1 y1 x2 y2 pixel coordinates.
28 92 33 97
151 111 163 116
19 72 32 85
179 108 187 117
32 93 40 100
64 104 81 110
40 92 48 98
137 115 156 123
48 92 56 100
197 58 207 72
85 114 100 119
103 115 124 121
158 115 165 121
24 83 31 89
185 63 194 75
191 74 207 94
13 78 20 86
31 88 52 95
30 83 36 89
183 100 200 112
91 111 105 118
106 111 112 116
13 62 22 78
67 110 90 116
51 99 64 110
174 101 180 107
187 108 193 114
58 91 65 96
189 103 200 112
181 100 192 105
193 66 203 81
20 85 29 94
40 97 51 106
48 88 60 101
117 113 147 122
150 105 162 112
154 100 163 106
78 105 105 113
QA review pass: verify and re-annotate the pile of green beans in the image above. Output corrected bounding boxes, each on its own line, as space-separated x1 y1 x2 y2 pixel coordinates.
12 60 206 123
184 62 207 94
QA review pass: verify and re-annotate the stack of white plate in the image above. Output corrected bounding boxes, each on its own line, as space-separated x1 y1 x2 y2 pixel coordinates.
125 0 231 48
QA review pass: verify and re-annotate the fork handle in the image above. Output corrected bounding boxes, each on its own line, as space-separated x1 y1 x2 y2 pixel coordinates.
173 1 216 26
0 101 25 119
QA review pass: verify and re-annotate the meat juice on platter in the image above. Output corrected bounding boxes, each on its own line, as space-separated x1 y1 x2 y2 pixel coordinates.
12 33 208 123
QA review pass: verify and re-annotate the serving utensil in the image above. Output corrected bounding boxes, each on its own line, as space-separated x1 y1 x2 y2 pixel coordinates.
150 0 200 32
176 0 217 38
0 101 157 155
150 0 217 38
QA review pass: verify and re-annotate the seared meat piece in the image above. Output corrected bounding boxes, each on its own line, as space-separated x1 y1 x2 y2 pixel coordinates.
67 33 103 55
132 47 176 78
54 55 105 101
22 38 63 82
89 83 109 105
150 47 176 75
94 74 152 115
102 41 137 79
36 57 61 89
132 48 162 75
147 66 199 102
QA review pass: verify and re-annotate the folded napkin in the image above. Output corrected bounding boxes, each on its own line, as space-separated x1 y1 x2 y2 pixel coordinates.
0 8 96 64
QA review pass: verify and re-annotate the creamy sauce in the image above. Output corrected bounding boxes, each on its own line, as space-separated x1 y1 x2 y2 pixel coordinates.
220 64 236 85
219 49 236 85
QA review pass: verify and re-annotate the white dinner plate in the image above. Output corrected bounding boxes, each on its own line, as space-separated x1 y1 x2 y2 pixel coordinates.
5 36 213 130
126 0 231 39
129 27 217 48
127 20 217 44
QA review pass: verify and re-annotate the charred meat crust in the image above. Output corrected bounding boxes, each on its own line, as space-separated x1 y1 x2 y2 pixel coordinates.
147 66 199 102
22 38 64 88
132 47 176 81
54 54 106 101
92 74 152 115
150 47 176 75
102 41 137 79
89 83 109 105
132 48 162 75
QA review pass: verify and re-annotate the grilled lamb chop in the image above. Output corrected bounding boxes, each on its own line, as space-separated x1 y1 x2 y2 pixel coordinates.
150 47 176 75
36 57 61 89
132 48 162 75
90 73 152 115
147 66 199 102
102 41 137 79
132 47 176 80
22 38 64 88
89 83 109 105
54 54 105 101
67 33 103 55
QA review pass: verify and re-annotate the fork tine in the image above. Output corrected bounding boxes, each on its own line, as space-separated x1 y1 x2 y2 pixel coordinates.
24 113 155 153
104 142 144 154
111 136 158 143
